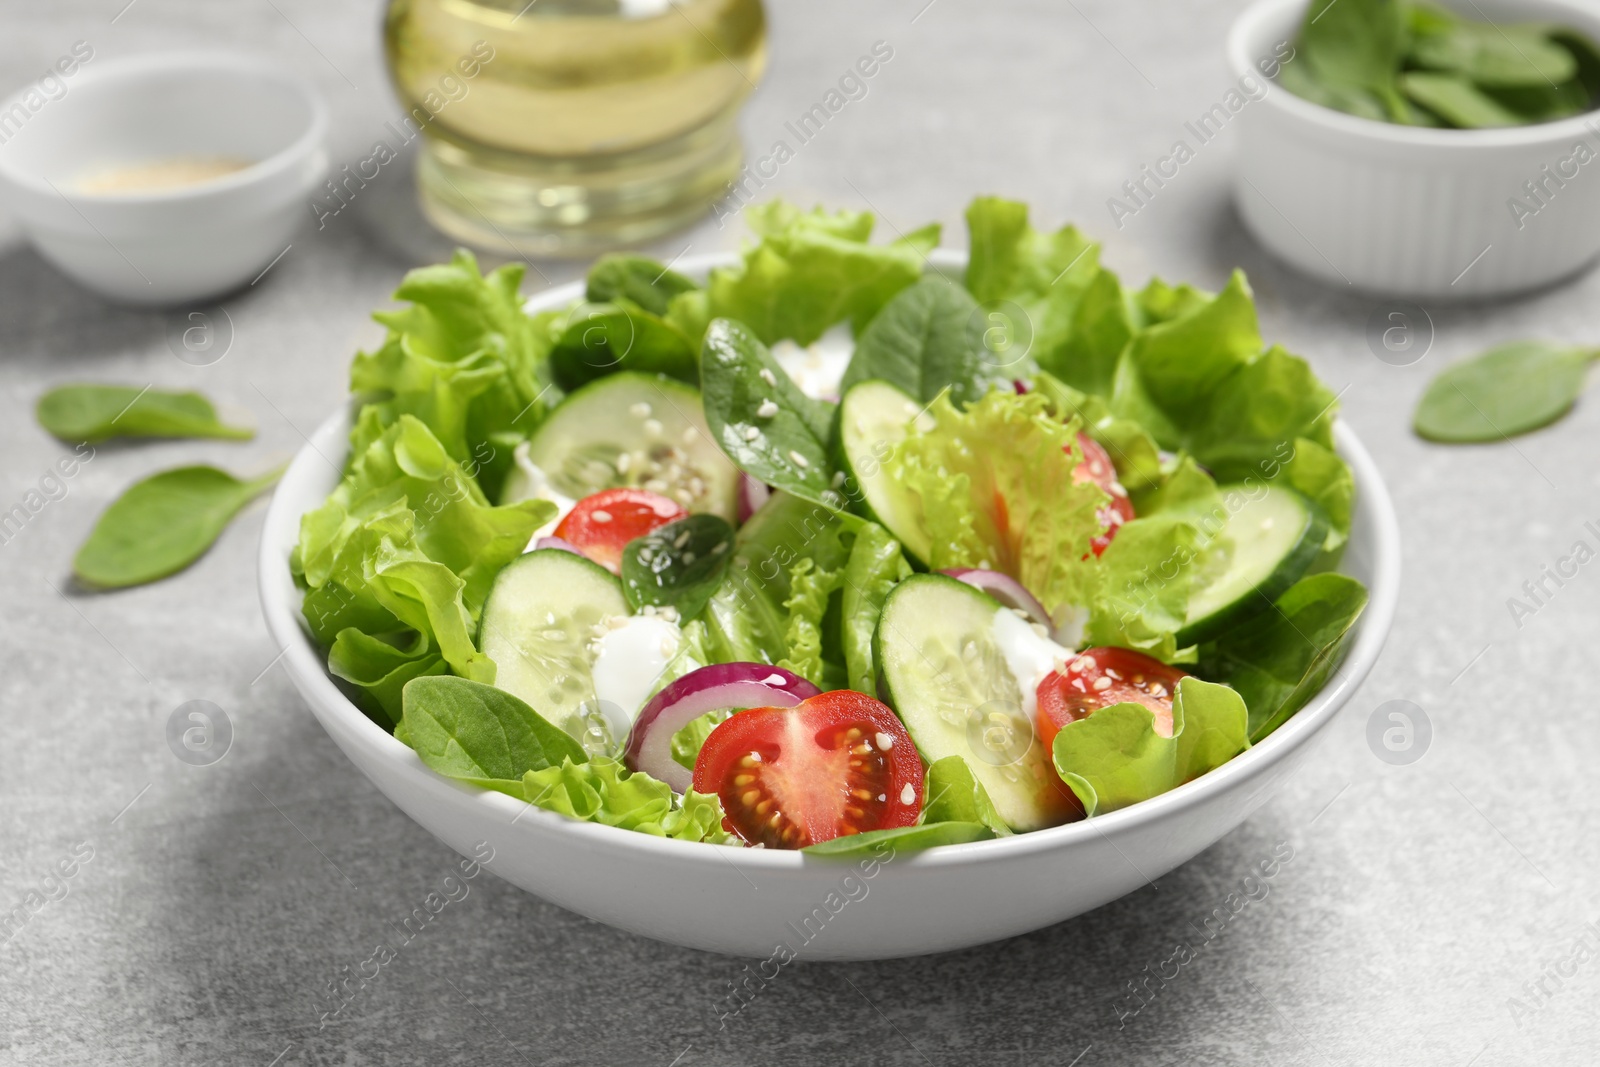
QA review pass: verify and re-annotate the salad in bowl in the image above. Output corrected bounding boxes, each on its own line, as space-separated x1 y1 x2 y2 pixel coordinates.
287 196 1369 861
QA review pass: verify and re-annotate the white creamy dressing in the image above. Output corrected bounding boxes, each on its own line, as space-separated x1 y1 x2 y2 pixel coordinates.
990 606 1075 719
590 613 683 721
503 440 577 545
769 323 855 399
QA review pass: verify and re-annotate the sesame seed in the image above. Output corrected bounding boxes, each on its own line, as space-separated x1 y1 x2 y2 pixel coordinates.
1149 683 1167 698
831 470 846 488
1105 668 1121 681
1092 676 1113 691
789 450 810 468
743 425 761 441
615 453 631 474
682 426 697 444
629 402 651 418
1111 483 1129 498
674 530 691 548
875 732 893 751
591 510 612 523
681 550 696 564
759 368 777 387
643 418 663 436
899 783 914 805
756 399 779 418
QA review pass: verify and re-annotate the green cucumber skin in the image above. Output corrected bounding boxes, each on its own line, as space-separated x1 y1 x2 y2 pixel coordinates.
1174 495 1329 647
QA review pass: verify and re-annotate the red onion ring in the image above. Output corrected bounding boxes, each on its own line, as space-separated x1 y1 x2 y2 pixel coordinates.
941 568 1052 630
624 662 820 793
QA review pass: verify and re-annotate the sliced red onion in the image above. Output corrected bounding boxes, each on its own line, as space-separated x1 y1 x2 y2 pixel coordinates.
1013 379 1030 395
942 568 1052 630
736 473 771 524
534 536 581 554
624 663 820 792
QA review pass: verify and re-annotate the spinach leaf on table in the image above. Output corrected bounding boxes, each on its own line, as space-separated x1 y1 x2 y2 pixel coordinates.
73 464 284 589
1413 340 1596 442
37 384 253 444
620 514 735 621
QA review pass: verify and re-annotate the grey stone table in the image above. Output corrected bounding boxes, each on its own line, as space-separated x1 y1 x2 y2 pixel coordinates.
3 1 1598 1064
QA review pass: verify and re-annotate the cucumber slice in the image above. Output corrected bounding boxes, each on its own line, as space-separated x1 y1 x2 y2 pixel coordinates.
479 548 630 746
837 380 934 564
523 372 739 521
875 573 1066 832
1176 485 1328 646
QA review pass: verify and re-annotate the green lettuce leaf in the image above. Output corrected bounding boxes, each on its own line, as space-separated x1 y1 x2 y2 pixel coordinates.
1047 267 1136 396
1032 370 1163 492
1051 676 1250 816
922 756 1011 836
706 201 937 345
521 757 734 843
1127 270 1262 430
350 250 559 502
1198 573 1368 741
296 415 551 713
964 196 1101 373
776 557 846 688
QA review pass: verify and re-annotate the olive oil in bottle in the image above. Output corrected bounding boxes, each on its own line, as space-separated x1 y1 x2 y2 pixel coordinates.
384 0 766 256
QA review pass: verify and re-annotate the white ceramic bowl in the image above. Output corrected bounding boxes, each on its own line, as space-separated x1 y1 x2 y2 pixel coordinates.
1230 0 1600 298
0 51 327 305
258 251 1400 960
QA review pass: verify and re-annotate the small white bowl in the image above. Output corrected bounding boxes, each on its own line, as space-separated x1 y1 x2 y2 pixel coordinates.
0 51 327 305
1230 0 1600 298
258 251 1400 960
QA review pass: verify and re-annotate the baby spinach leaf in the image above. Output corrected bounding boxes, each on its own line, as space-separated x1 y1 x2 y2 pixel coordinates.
838 276 993 406
800 821 995 856
922 756 1011 836
549 301 699 390
37 384 253 444
585 253 699 317
73 464 284 588
1410 21 1577 87
621 513 735 621
699 317 840 504
1400 72 1524 127
1197 573 1368 742
400 675 585 784
1413 340 1596 442
1298 0 1405 93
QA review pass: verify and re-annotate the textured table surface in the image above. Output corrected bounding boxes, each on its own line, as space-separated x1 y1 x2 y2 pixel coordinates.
4 1 1600 1064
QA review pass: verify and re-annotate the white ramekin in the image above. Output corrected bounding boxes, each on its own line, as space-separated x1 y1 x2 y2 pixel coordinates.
0 51 327 305
257 251 1401 961
1230 0 1600 298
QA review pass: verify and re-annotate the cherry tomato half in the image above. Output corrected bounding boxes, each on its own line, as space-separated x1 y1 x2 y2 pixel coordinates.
1035 646 1188 749
692 690 925 849
553 488 687 574
1069 433 1135 557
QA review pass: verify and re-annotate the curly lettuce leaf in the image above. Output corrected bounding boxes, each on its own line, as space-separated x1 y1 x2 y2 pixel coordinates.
350 250 559 501
886 389 1105 619
776 557 846 688
521 757 734 843
1051 676 1250 816
1198 573 1368 741
296 415 552 714
707 201 937 345
1032 370 1162 492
